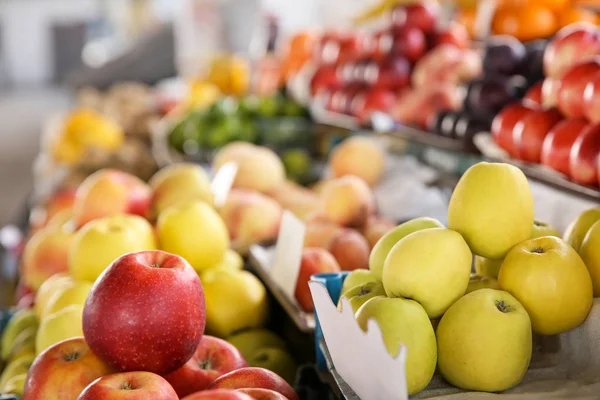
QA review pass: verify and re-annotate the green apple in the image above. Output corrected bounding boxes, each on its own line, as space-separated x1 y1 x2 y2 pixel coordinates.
436 289 532 392
249 347 297 385
474 256 502 279
580 220 600 297
531 220 560 239
337 281 386 314
448 162 534 260
465 275 500 294
226 329 287 361
564 207 600 252
369 217 444 280
341 270 378 296
355 296 436 395
383 228 472 318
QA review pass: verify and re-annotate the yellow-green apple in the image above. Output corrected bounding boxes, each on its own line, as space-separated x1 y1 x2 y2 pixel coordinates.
23 337 112 400
210 249 244 272
1 372 26 397
338 281 386 314
149 162 214 219
164 335 247 397
355 296 436 395
72 169 152 227
531 220 561 239
76 371 178 399
465 275 500 294
369 217 444 280
448 162 534 259
157 200 230 272
436 289 532 392
383 228 472 318
327 229 370 271
321 176 375 229
69 214 157 282
82 251 205 375
580 220 600 296
340 269 378 295
474 256 502 279
328 136 386 186
498 236 593 334
41 280 93 319
295 248 340 312
182 389 254 400
564 207 600 252
247 348 297 386
208 367 298 400
34 273 73 319
219 190 283 248
237 388 290 400
202 269 268 337
36 305 84 354
226 330 287 361
22 226 74 291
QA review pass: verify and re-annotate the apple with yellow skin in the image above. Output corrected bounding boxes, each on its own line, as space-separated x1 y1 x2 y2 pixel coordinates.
580 220 600 296
211 249 244 272
36 305 84 354
465 275 500 294
474 256 502 279
437 289 532 392
41 280 93 319
69 214 157 282
226 329 287 362
369 217 444 281
498 236 593 335
383 228 472 318
355 296 436 395
157 201 230 272
338 281 386 314
531 220 560 239
340 269 378 296
564 207 600 252
448 162 534 259
34 273 73 319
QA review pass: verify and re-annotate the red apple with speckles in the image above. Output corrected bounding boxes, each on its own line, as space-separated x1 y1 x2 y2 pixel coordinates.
23 338 113 400
544 22 600 79
164 335 247 398
513 108 563 163
208 367 299 400
569 124 600 185
557 57 600 118
182 390 254 400
76 371 178 400
237 388 290 400
541 119 589 176
392 26 426 62
83 250 205 375
492 103 534 157
523 82 543 107
391 0 440 34
583 71 600 123
295 248 340 312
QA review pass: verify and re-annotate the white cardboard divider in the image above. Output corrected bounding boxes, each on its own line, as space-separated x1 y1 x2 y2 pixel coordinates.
211 162 238 208
309 281 409 400
269 211 306 299
474 0 498 40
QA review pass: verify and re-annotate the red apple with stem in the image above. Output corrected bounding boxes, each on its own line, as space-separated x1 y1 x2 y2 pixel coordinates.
76 371 178 400
543 22 600 79
295 248 340 312
569 124 600 185
164 335 247 398
182 390 254 400
557 57 600 118
513 108 563 163
541 119 589 176
208 367 299 400
237 388 290 400
391 1 440 34
83 250 205 375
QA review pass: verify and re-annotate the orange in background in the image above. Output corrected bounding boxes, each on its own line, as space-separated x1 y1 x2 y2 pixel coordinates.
493 4 558 41
281 31 318 81
559 6 598 27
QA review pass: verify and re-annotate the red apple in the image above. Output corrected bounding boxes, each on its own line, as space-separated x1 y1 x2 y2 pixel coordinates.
583 71 600 123
392 26 426 62
23 337 113 400
310 66 340 96
391 0 440 34
523 82 543 107
431 22 470 50
375 55 411 89
352 87 398 123
83 250 205 375
544 22 600 79
412 83 463 129
295 248 340 312
208 367 299 400
541 77 562 109
541 118 589 175
76 371 178 400
182 390 254 400
569 123 600 185
557 57 600 118
338 33 371 63
492 103 535 158
372 30 394 60
513 108 563 163
164 335 248 398
237 388 290 400
328 229 370 272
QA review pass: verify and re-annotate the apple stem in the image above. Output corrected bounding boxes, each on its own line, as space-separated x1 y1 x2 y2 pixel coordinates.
199 359 213 370
150 264 161 268
122 381 134 390
531 247 544 254
63 352 80 361
495 300 513 313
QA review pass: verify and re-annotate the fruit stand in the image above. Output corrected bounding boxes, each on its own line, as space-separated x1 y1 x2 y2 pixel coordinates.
2 0 600 399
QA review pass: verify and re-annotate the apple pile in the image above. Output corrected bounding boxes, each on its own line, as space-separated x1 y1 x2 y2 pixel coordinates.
492 22 600 187
336 161 598 395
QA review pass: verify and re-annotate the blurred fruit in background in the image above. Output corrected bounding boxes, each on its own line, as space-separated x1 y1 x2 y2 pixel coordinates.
207 54 250 97
181 81 222 112
281 31 318 81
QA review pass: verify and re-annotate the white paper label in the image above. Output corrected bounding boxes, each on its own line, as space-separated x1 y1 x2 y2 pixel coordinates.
211 162 238 208
270 211 306 299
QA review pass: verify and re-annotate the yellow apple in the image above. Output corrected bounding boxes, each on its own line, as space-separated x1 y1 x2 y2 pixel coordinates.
201 269 268 337
531 220 560 239
355 296 436 395
448 162 534 260
474 256 502 279
226 329 287 361
498 236 593 335
338 281 386 314
157 201 230 272
564 207 600 252
36 305 84 354
437 289 531 392
383 228 472 318
465 275 500 294
34 273 74 319
340 269 378 296
580 220 600 296
69 214 157 282
369 217 444 280
41 280 93 319
208 249 244 272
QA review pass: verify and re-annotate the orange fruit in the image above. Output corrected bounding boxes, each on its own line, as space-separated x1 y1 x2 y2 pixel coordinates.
536 0 570 11
493 4 558 41
559 7 598 27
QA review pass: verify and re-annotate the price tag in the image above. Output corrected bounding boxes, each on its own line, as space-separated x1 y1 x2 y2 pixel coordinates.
270 211 306 299
211 162 238 208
